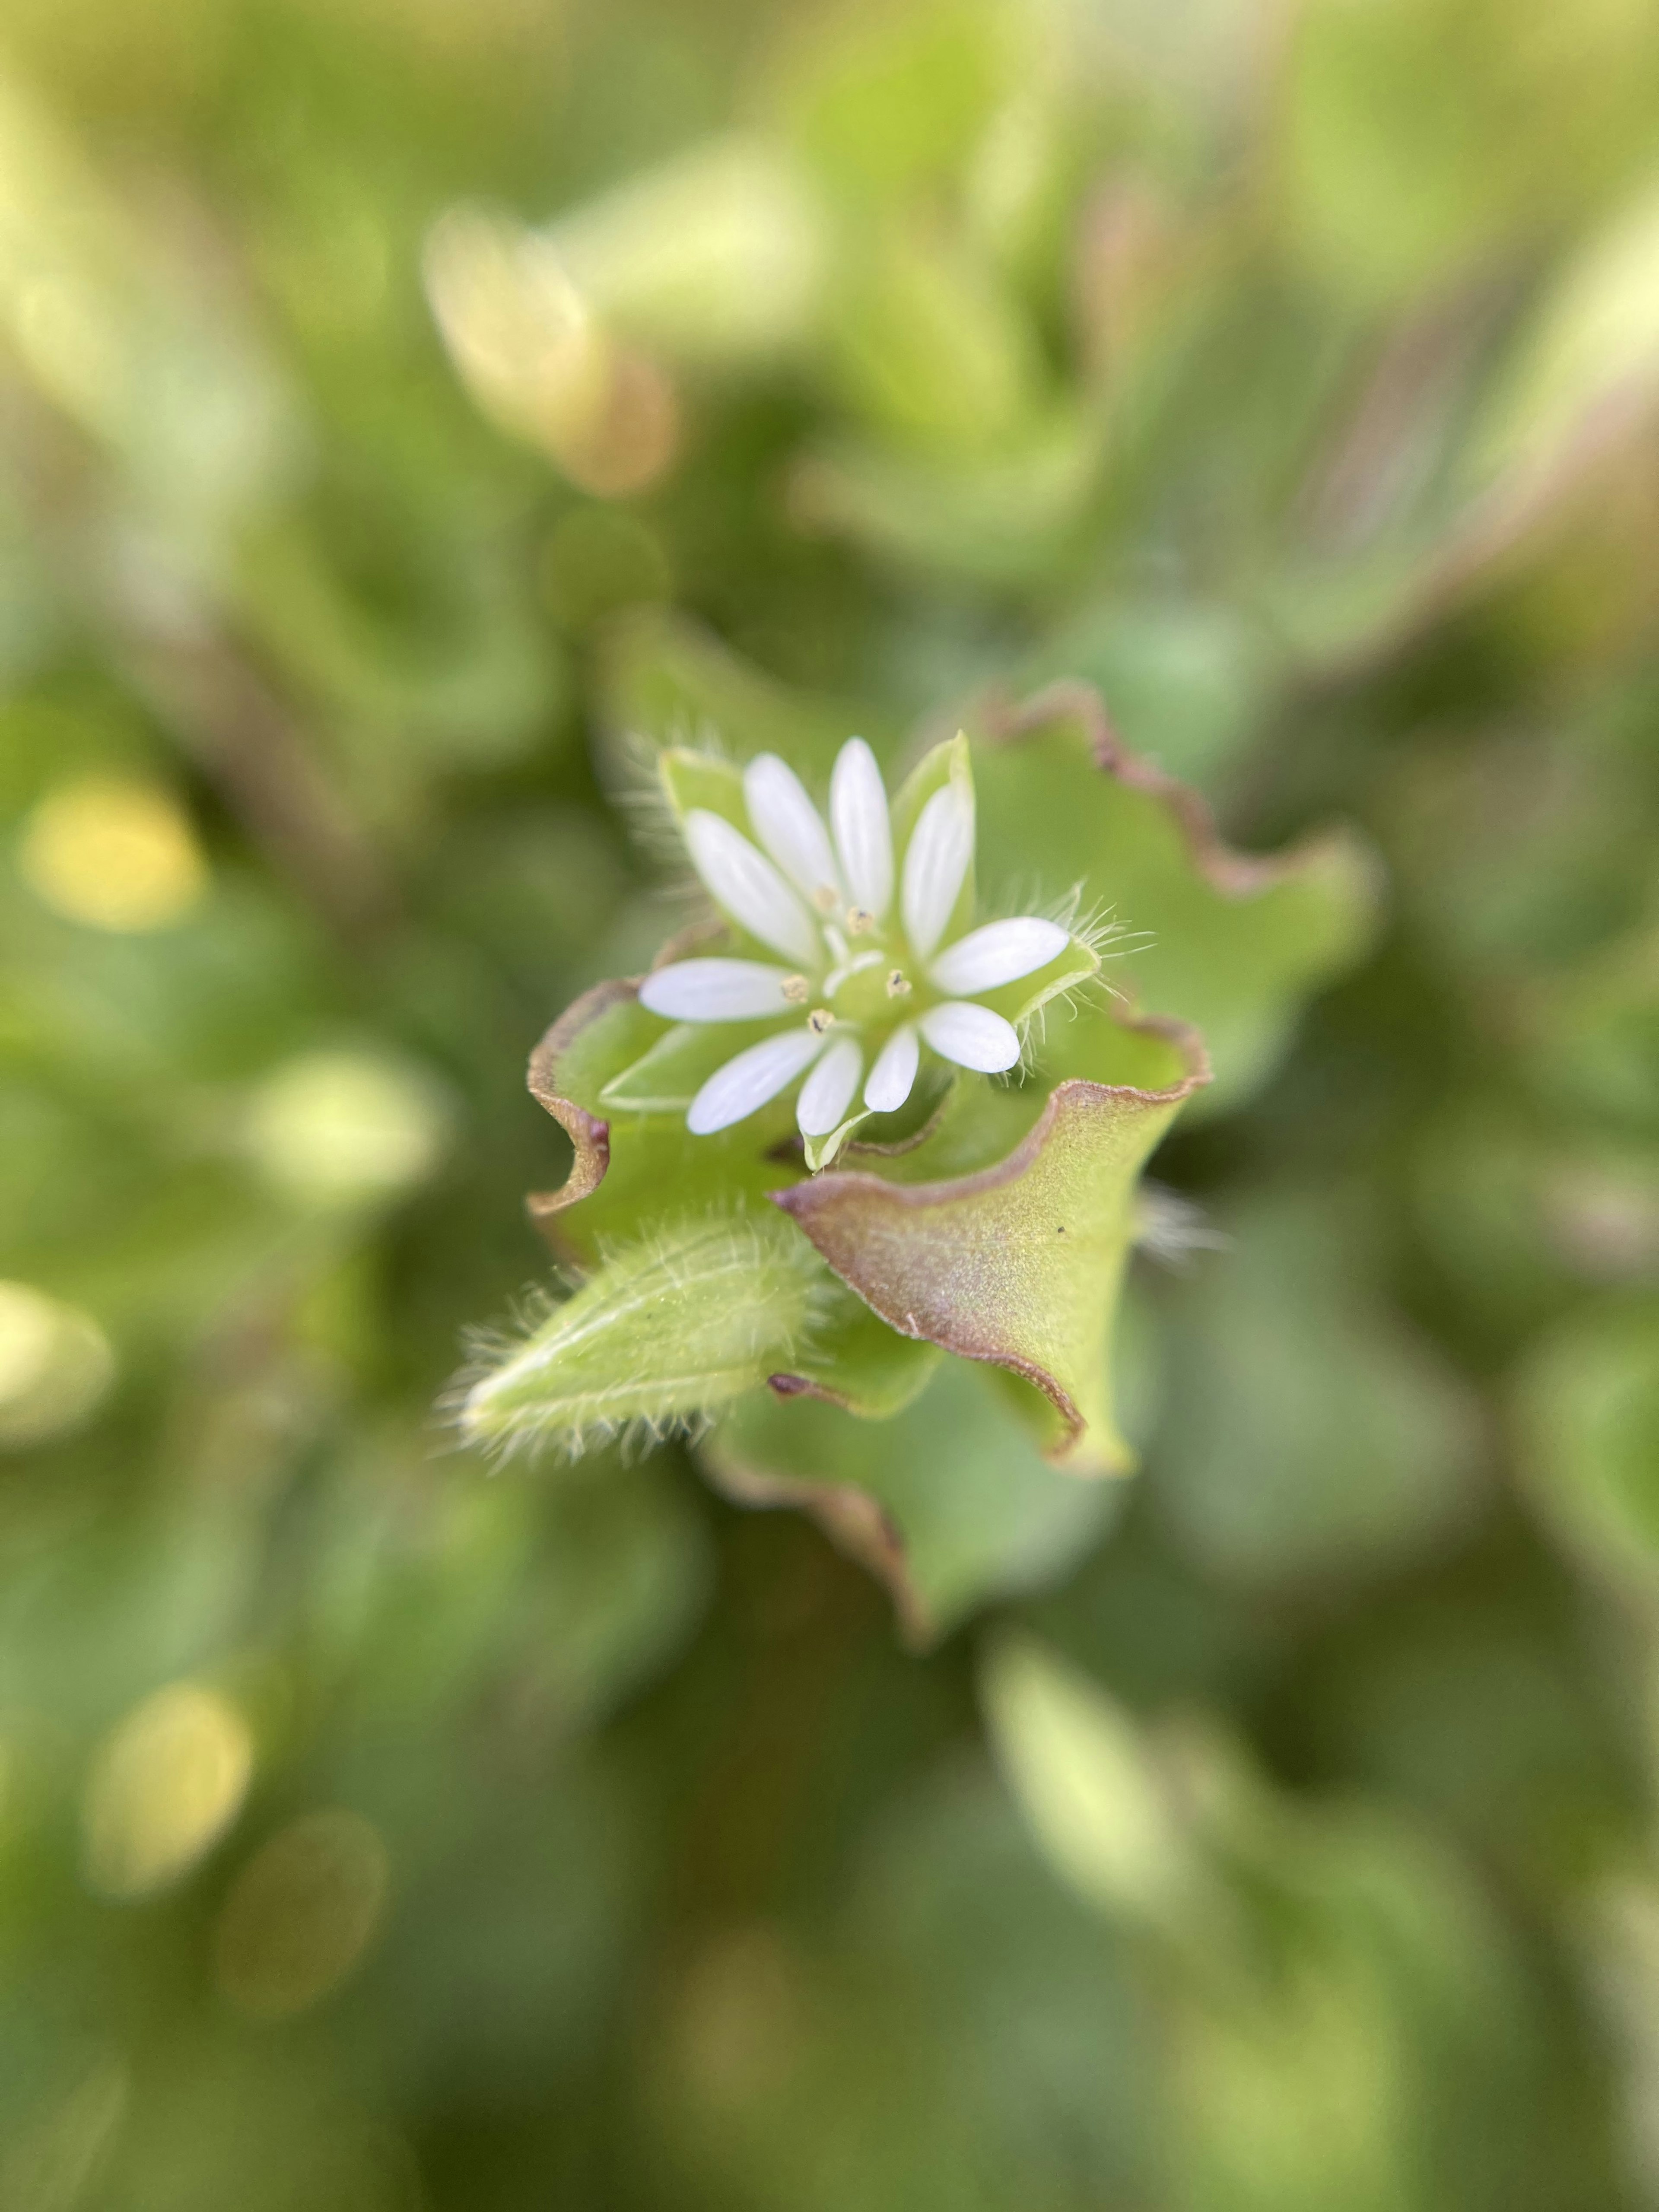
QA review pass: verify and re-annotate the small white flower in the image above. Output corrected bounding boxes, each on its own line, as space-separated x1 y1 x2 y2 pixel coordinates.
638 737 1075 1152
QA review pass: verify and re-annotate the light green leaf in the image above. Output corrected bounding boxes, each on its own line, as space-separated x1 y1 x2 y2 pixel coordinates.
1470 176 1659 493
705 1357 1116 1646
979 1632 1208 1936
967 683 1383 1114
1514 1298 1659 1606
547 136 828 366
1150 1191 1482 1589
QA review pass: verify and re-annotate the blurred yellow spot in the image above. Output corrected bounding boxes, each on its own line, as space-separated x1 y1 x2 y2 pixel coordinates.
19 775 207 932
243 1051 449 1211
82 1682 252 1898
214 1809 390 2021
424 206 679 497
0 1281 115 1449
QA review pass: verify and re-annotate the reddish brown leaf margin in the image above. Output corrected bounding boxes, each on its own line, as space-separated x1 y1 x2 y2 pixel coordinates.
976 677 1354 898
772 1011 1211 1460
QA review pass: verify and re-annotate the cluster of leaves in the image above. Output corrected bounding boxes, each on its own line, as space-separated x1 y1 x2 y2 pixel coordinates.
0 0 1657 2206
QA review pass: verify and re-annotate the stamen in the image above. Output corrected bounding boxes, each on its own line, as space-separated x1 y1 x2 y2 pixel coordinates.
807 1007 834 1034
845 906 876 936
813 884 841 915
886 969 912 998
782 974 810 1004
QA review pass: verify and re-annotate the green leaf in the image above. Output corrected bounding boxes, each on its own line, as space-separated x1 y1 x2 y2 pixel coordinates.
820 222 1045 456
458 1211 831 1459
1514 1298 1659 1605
979 1632 1209 1937
1468 178 1659 494
774 1023 1208 1472
982 1640 1536 2211
705 1357 1118 1646
548 136 827 367
1149 1191 1481 1589
790 413 1102 586
967 683 1383 1114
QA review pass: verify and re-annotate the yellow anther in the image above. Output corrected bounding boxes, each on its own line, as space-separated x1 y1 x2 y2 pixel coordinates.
886 969 912 998
782 974 809 1004
845 906 876 936
813 884 840 915
807 1007 833 1035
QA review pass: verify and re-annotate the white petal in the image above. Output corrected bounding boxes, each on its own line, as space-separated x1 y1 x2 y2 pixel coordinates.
796 1035 864 1136
743 754 842 907
929 917 1069 996
919 1001 1021 1073
830 738 893 919
901 783 974 961
863 1023 918 1114
686 1027 826 1135
684 810 821 965
638 959 798 1023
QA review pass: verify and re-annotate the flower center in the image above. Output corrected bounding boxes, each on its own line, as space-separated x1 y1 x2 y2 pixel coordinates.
827 934 920 1025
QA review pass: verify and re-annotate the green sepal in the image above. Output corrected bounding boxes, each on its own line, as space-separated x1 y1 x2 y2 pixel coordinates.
524 980 811 1266
803 1110 870 1172
598 1020 758 1114
658 746 750 836
978 928 1100 1026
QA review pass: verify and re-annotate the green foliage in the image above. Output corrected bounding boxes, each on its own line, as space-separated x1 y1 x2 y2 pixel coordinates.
1 0 1657 2202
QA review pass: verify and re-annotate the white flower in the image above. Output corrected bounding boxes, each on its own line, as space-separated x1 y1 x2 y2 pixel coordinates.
637 738 1072 1147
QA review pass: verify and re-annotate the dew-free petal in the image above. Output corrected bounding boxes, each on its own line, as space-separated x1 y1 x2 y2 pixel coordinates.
685 810 821 966
743 755 842 908
797 1036 864 1136
929 916 1068 995
863 1023 919 1113
830 738 893 920
638 959 799 1022
686 1026 827 1135
901 785 973 961
919 1000 1020 1073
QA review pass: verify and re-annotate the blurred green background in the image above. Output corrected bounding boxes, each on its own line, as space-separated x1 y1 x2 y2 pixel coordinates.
3 0 1659 2203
